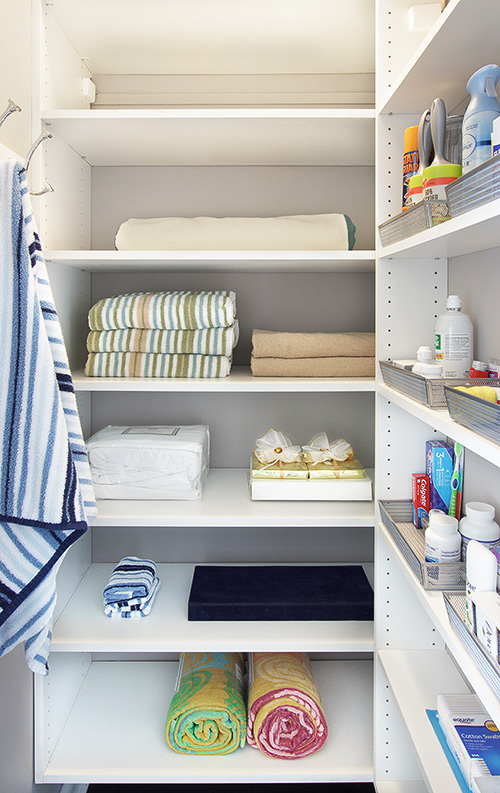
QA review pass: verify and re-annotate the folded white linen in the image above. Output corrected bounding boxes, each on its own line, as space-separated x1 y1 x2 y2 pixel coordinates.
86 425 210 500
115 213 355 251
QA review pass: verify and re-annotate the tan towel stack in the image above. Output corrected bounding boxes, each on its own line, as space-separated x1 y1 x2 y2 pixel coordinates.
250 329 376 377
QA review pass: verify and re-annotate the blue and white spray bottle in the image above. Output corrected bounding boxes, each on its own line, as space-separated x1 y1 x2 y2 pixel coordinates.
462 64 500 173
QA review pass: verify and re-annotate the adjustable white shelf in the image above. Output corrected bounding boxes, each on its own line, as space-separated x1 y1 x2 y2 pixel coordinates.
51 562 374 653
93 468 375 528
377 383 500 469
45 249 376 274
379 0 500 115
74 367 376 393
378 649 469 793
378 196 500 260
35 658 373 785
42 109 376 167
379 520 500 731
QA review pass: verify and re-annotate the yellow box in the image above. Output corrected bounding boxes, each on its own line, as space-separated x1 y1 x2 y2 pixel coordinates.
306 458 366 479
250 452 308 479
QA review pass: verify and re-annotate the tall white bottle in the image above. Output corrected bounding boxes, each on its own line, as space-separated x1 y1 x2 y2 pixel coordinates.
434 295 473 378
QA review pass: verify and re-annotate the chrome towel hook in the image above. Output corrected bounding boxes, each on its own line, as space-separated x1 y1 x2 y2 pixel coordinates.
24 130 54 196
0 99 22 128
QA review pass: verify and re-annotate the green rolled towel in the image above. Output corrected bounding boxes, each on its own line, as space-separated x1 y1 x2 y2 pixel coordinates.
165 652 246 754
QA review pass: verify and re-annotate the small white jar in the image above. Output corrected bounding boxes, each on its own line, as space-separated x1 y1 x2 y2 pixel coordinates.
459 501 500 561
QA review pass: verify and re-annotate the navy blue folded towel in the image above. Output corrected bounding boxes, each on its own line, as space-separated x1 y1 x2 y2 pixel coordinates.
188 565 373 621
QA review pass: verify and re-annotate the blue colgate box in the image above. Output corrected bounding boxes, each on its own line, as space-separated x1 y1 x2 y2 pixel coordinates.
425 440 454 512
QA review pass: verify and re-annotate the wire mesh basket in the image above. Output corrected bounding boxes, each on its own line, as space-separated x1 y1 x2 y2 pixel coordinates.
379 500 465 590
446 154 500 217
444 592 500 700
379 361 495 409
378 199 451 246
445 384 500 444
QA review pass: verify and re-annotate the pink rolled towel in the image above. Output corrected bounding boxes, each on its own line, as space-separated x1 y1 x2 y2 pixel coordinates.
247 651 328 759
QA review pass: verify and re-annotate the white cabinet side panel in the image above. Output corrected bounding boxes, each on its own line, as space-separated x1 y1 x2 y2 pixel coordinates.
41 3 92 110
376 393 446 499
35 653 92 783
374 656 423 785
377 258 447 364
39 135 91 250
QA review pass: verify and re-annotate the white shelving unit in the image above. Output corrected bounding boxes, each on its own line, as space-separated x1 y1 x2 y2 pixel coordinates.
375 0 500 791
31 0 377 787
26 0 500 789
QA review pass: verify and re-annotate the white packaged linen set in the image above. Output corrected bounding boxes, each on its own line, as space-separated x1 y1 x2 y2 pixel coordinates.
86 425 210 500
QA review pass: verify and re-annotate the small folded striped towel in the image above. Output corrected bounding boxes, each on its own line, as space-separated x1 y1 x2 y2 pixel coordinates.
247 651 328 759
166 652 246 754
84 351 232 378
89 291 236 331
103 556 157 603
0 160 96 674
86 321 239 356
104 576 161 619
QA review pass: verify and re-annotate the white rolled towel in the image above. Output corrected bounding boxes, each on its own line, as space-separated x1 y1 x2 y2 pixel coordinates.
115 213 355 251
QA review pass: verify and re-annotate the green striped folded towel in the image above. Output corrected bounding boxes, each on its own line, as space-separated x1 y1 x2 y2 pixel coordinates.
84 352 232 378
87 322 239 357
89 291 236 331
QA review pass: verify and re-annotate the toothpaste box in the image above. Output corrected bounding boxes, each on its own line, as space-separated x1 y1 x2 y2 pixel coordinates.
425 440 454 512
412 472 430 528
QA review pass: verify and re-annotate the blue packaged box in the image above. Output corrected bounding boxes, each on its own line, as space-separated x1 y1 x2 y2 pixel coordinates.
425 440 454 512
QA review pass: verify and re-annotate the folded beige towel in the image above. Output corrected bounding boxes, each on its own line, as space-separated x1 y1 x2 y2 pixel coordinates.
251 329 375 359
250 356 375 377
115 213 355 251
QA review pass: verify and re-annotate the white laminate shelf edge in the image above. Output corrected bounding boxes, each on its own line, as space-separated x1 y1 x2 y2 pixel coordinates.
92 468 375 527
41 109 376 167
51 562 374 653
377 382 500 469
36 659 373 784
45 250 376 274
378 649 468 793
75 367 376 393
378 520 500 728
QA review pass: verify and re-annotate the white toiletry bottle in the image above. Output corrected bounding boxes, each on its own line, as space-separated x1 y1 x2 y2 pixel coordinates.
425 512 461 586
465 539 498 630
412 345 443 379
459 501 500 561
425 512 461 562
434 295 473 378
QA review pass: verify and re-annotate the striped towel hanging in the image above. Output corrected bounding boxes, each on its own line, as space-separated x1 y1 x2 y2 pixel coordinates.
0 160 96 674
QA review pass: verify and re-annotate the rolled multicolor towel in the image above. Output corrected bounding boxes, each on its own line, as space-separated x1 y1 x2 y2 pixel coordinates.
247 652 328 759
165 652 246 754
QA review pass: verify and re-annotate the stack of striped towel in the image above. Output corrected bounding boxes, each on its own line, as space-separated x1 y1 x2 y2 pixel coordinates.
84 290 238 378
103 556 160 618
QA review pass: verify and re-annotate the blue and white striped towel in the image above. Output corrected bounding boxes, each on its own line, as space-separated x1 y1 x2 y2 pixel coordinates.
104 576 161 619
103 556 157 603
0 160 97 674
